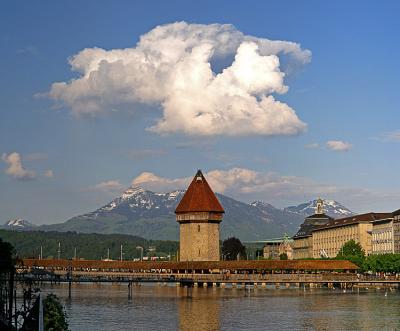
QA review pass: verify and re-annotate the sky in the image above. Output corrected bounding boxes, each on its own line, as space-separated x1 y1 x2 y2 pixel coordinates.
1 1 400 225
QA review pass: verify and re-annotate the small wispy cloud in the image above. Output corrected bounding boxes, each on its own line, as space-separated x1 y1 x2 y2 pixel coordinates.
85 180 125 194
16 46 39 57
1 152 36 180
304 143 320 149
26 153 48 161
44 170 54 178
127 149 167 160
326 140 352 152
378 130 400 142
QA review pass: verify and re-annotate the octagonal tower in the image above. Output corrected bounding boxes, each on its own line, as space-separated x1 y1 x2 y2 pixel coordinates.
175 170 224 261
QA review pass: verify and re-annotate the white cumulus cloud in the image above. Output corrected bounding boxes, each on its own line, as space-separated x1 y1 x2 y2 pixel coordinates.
326 140 353 152
1 152 36 180
47 22 310 136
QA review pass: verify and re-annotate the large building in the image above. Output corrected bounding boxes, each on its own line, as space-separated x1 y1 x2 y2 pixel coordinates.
371 210 400 254
175 170 224 261
312 212 392 258
292 199 333 259
394 209 400 253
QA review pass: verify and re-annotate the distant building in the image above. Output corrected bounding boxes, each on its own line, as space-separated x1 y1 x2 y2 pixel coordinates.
262 235 294 260
175 170 224 261
292 198 333 259
263 239 281 259
312 212 392 258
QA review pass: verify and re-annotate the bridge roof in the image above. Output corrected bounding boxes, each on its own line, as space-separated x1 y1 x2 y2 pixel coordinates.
175 170 224 213
21 259 358 271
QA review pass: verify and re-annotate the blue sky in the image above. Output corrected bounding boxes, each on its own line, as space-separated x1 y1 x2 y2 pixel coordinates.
1 1 400 225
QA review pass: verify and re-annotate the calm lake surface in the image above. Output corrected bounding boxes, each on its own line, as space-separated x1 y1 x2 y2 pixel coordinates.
40 283 400 331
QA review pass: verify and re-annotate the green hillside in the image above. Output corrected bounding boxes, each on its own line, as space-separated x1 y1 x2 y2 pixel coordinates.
0 230 178 260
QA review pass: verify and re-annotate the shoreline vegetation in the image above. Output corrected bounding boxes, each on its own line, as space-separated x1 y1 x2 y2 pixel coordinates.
0 229 179 261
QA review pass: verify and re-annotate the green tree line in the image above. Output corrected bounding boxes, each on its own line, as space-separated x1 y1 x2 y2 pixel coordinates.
0 230 178 260
336 239 400 273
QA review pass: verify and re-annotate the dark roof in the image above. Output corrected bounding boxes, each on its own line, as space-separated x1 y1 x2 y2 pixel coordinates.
293 224 315 239
306 213 334 220
313 212 392 231
293 214 333 239
393 209 400 216
21 258 358 271
175 170 224 213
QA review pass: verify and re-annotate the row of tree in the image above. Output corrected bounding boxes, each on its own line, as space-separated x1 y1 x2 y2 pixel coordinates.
336 240 400 273
0 230 178 260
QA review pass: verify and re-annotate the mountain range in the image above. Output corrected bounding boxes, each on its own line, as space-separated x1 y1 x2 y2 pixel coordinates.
4 186 354 241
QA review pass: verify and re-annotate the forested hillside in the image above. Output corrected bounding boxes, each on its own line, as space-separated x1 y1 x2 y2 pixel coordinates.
0 230 178 260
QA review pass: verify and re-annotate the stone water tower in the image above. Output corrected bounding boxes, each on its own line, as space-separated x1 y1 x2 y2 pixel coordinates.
175 170 224 261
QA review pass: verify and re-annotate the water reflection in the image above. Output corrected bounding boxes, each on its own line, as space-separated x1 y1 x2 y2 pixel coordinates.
38 283 400 331
178 287 220 331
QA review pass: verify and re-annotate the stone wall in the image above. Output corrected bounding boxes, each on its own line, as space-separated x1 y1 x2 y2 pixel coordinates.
179 222 220 261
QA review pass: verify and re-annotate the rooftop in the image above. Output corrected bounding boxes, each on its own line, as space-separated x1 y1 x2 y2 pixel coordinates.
313 212 392 231
175 170 224 213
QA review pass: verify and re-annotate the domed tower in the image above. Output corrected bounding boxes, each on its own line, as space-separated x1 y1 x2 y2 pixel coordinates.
175 170 224 261
316 198 324 214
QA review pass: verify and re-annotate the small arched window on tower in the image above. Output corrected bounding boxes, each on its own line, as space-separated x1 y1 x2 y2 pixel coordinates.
198 248 201 256
198 225 201 232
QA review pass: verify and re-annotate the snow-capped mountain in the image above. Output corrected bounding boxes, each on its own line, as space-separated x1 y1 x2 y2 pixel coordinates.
284 199 354 218
38 186 354 241
87 186 185 219
3 219 37 230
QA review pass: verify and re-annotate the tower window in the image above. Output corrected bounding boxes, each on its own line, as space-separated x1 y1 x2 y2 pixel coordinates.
198 225 201 232
198 248 200 256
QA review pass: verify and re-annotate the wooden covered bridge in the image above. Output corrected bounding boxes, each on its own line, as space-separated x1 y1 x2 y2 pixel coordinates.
18 258 362 286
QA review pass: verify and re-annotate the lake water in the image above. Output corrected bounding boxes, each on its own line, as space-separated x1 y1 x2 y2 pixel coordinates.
40 283 400 330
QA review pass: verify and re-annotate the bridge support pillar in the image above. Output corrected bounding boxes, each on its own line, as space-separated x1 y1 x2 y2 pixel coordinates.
261 282 266 288
203 282 207 287
212 282 217 287
295 283 300 288
221 283 226 288
275 283 280 289
253 282 258 288
285 283 290 288
193 282 198 287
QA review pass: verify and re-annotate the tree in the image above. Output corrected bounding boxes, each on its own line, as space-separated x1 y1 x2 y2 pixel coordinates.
221 237 246 260
279 253 288 260
0 238 14 271
336 240 365 268
43 294 69 331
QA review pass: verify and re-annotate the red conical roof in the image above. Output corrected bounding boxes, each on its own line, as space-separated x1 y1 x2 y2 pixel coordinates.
175 170 224 213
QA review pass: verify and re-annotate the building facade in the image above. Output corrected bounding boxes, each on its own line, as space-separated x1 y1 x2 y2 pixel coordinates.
312 213 392 258
394 209 400 253
371 217 394 254
175 170 224 261
371 210 400 254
